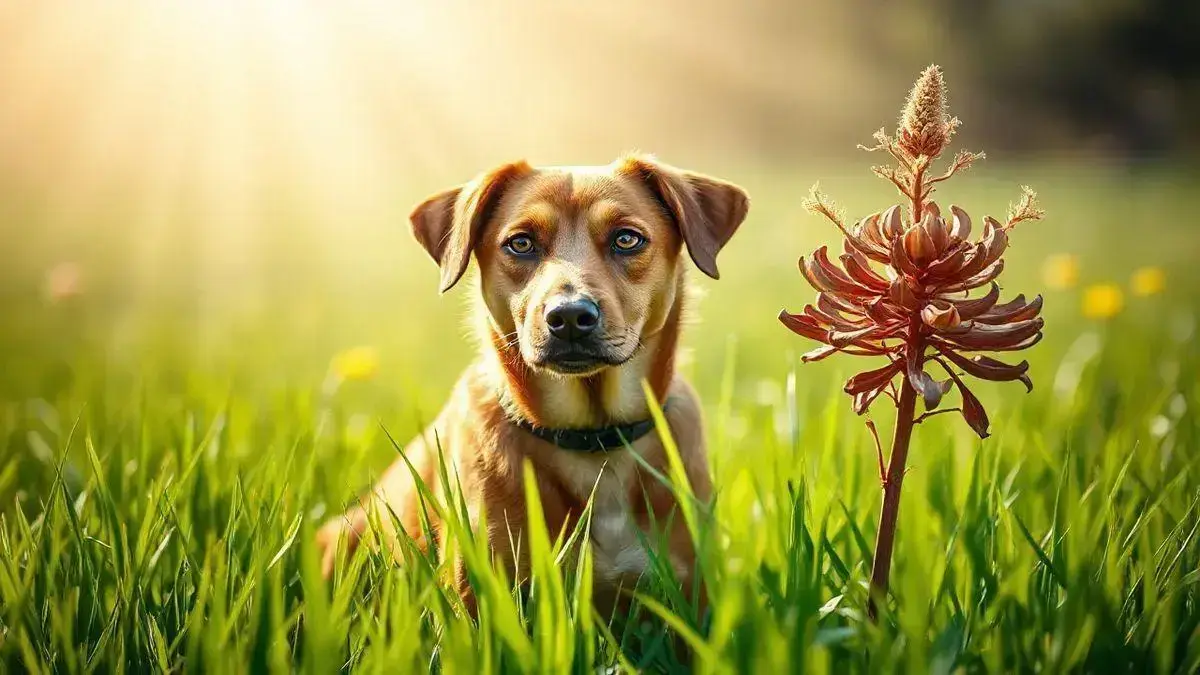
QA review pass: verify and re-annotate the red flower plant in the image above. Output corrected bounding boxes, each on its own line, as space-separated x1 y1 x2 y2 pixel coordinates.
779 65 1045 619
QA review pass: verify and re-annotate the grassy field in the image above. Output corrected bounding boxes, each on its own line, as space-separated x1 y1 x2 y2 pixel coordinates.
2 162 1199 672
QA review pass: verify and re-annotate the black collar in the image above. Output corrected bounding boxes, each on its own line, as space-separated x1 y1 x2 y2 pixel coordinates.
506 405 666 453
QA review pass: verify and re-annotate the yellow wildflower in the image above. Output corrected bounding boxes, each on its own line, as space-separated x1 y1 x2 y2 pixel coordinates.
331 346 380 381
1042 254 1079 290
1130 266 1165 296
1082 284 1124 319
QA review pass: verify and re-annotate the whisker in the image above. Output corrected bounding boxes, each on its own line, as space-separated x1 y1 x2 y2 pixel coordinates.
493 329 521 350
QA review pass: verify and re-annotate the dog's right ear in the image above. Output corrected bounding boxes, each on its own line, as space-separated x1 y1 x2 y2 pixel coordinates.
410 161 532 293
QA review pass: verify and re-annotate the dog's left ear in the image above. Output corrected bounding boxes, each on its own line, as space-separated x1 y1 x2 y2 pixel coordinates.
617 155 749 279
410 161 532 293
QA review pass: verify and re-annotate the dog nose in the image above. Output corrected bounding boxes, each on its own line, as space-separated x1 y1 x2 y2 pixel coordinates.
545 297 600 342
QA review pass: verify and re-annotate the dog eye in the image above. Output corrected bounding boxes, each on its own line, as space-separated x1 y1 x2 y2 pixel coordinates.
611 229 647 254
504 235 536 257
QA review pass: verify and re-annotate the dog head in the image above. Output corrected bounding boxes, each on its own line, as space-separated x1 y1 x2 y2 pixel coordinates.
409 155 749 376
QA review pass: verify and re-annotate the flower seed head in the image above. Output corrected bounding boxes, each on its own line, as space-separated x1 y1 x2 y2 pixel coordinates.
898 65 957 159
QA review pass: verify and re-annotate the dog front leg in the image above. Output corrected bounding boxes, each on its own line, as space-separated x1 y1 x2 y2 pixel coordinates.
315 437 434 579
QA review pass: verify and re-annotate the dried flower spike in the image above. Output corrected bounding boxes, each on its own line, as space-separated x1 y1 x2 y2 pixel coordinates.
779 65 1045 620
898 65 959 159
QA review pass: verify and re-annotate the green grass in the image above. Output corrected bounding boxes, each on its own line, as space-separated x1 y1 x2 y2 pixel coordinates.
2 163 1200 672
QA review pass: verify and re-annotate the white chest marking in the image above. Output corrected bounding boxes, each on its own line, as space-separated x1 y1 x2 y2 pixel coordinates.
590 507 649 579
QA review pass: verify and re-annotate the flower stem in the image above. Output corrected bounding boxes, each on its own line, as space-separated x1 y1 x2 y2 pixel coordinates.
868 157 927 619
867 345 920 620
910 163 926 224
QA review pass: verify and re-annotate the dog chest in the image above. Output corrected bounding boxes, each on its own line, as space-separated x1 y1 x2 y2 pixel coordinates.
588 499 650 581
552 454 655 582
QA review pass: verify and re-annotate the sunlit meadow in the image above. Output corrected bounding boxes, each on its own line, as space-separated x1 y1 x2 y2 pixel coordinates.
2 2 1200 673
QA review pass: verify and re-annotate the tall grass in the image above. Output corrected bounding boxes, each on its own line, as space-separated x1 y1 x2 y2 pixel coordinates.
2 165 1199 672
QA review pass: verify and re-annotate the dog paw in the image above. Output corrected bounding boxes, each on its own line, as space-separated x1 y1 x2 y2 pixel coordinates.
315 512 364 580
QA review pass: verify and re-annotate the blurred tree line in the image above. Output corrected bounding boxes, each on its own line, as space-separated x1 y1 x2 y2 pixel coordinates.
597 0 1200 162
859 0 1199 157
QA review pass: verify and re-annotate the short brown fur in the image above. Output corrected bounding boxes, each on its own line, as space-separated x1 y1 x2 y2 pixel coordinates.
317 155 748 612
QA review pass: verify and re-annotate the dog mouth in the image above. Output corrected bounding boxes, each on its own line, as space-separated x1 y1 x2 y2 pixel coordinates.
533 345 629 375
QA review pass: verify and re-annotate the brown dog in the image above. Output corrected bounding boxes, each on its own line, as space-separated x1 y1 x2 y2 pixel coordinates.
316 154 748 610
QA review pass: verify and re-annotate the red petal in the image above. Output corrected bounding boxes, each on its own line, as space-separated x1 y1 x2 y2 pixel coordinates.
890 234 923 279
941 283 1000 319
779 310 831 342
840 253 890 291
814 247 874 292
803 343 889 362
796 256 832 294
937 347 1033 392
888 278 923 311
938 259 1006 294
924 242 972 279
844 359 903 395
949 205 972 241
853 384 889 415
849 214 893 263
818 291 869 318
985 333 1043 352
828 325 879 348
903 223 938 267
865 297 906 325
801 344 840 363
976 294 1043 325
941 318 1043 350
986 294 1028 314
939 364 991 438
926 214 952 256
956 223 1009 279
881 205 906 239
958 382 990 438
841 237 884 276
800 248 876 297
931 334 1042 354
932 332 1043 355
804 304 867 332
